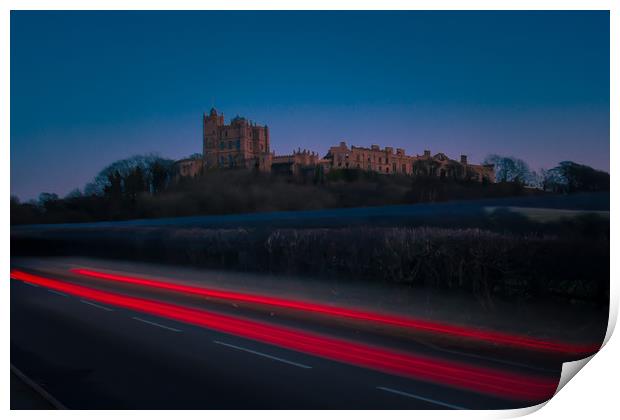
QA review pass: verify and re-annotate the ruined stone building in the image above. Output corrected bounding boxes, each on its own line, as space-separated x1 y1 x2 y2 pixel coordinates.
175 109 495 183
271 149 323 177
325 142 495 182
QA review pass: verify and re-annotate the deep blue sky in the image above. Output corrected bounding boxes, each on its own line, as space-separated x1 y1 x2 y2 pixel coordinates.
11 11 609 200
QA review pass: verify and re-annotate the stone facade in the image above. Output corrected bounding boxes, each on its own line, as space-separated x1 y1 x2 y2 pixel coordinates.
271 149 324 176
324 141 494 182
174 109 495 183
203 108 272 171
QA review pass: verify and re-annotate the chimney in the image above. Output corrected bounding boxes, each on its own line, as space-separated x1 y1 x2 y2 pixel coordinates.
461 155 467 165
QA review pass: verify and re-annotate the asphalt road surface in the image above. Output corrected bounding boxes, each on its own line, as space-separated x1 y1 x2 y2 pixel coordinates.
11 270 562 409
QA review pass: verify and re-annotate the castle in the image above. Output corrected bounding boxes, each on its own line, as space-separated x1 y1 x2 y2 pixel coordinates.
175 108 495 183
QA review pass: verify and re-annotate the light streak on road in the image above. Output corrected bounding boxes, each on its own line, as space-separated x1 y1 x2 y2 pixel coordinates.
12 269 559 402
70 267 600 356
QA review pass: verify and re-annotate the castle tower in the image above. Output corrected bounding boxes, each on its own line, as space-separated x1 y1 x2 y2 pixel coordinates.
203 108 224 166
202 107 271 171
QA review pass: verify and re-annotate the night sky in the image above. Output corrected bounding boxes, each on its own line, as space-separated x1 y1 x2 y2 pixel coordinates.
11 11 609 200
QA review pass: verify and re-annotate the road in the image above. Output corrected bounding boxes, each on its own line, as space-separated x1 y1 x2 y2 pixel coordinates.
10 266 568 409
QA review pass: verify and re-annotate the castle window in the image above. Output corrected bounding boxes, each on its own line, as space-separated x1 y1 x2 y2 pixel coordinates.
385 167 389 173
220 142 225 150
236 140 241 150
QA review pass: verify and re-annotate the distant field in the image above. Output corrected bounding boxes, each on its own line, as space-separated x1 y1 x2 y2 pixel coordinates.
483 206 610 223
12 192 610 231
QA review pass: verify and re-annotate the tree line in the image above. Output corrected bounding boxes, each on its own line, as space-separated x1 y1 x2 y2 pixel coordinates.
10 152 609 225
483 155 609 193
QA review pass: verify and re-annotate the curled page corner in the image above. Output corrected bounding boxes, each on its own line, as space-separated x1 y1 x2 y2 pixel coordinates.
494 354 599 419
494 401 548 418
555 354 596 396
552 302 616 397
549 293 619 396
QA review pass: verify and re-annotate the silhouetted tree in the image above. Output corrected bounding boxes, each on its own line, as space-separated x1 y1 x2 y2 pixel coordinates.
547 161 610 193
125 166 146 201
37 192 59 208
65 188 83 199
87 154 174 196
104 171 123 201
313 164 325 184
150 161 169 194
484 154 534 185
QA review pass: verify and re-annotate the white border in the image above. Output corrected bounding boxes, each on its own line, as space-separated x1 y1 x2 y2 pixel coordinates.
3 2 616 420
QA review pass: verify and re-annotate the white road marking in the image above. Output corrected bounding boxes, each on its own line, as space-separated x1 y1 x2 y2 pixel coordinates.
23 282 39 288
213 340 312 369
132 317 182 332
11 364 67 409
47 289 68 297
79 300 114 312
376 387 466 410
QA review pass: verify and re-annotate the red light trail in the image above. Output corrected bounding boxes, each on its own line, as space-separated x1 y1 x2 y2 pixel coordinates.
70 267 600 356
12 269 558 402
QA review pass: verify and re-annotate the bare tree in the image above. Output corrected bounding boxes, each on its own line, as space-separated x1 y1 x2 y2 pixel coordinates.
483 154 534 185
